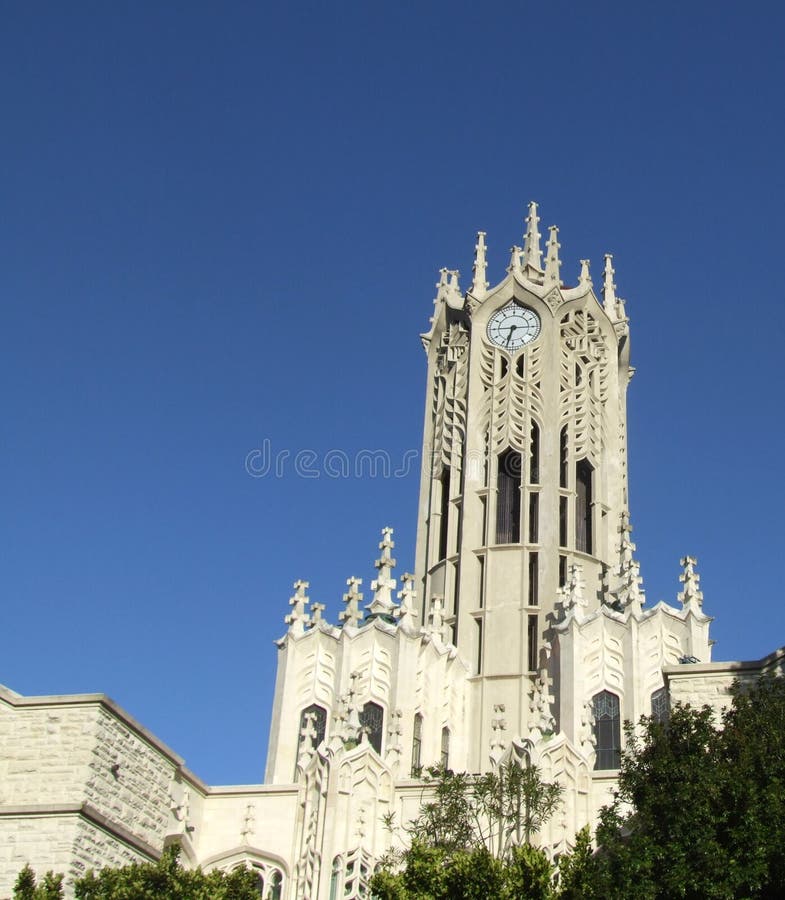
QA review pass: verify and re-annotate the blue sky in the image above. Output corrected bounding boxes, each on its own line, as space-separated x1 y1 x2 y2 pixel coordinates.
2 2 784 785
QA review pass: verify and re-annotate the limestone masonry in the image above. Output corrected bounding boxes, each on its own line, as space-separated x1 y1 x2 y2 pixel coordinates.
2 203 780 900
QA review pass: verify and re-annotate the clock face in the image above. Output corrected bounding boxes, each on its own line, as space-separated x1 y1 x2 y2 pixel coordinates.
486 304 541 350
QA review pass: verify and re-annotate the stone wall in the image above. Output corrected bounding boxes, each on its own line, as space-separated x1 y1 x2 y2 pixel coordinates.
0 687 186 899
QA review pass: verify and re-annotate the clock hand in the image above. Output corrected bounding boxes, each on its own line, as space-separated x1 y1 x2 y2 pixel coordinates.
506 324 517 346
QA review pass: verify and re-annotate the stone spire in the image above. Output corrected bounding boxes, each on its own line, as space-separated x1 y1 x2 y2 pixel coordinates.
521 201 543 272
285 580 311 635
543 225 561 287
578 258 592 290
310 601 325 627
612 513 645 613
602 254 617 317
471 231 489 297
678 556 704 608
366 527 397 619
394 572 419 631
339 577 364 629
507 245 522 276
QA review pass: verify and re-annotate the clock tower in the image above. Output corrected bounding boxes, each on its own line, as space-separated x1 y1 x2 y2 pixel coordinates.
414 203 707 780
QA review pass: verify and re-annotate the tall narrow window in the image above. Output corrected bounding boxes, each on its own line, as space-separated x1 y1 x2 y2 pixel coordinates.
528 552 538 606
528 493 539 544
476 618 483 674
527 615 538 672
477 555 485 609
411 713 423 775
441 727 450 769
559 496 568 547
329 858 342 900
529 421 540 483
592 691 621 769
559 554 567 587
268 871 283 900
559 427 569 488
496 449 521 544
576 459 593 554
360 702 384 755
438 466 450 560
651 688 669 725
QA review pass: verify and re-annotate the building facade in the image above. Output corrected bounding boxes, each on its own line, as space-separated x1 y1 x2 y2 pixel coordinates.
1 204 774 899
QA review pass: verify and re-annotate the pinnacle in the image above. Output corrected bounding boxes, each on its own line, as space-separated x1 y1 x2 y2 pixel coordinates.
521 201 543 272
471 231 489 297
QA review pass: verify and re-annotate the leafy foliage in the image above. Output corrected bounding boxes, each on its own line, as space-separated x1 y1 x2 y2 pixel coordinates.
408 763 562 859
371 763 562 899
73 845 261 899
13 866 64 900
552 826 597 900
593 674 785 899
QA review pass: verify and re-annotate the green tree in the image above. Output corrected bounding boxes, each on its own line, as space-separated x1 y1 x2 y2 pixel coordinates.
13 865 64 900
408 763 562 859
74 845 261 900
553 826 597 900
592 674 785 899
370 763 562 899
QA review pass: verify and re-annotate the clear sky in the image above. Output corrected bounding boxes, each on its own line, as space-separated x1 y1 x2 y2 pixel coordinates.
2 2 784 785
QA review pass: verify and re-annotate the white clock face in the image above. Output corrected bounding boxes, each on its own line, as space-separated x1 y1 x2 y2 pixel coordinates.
486 304 541 350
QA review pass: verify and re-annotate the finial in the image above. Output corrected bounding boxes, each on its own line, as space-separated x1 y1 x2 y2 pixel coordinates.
345 671 362 739
426 595 450 644
578 259 592 289
602 254 617 316
471 231 489 297
367 527 397 618
529 670 555 736
678 556 704 607
490 703 507 764
521 201 543 271
544 225 561 286
310 601 326 627
612 514 645 613
339 577 364 629
507 245 522 276
297 710 319 769
561 563 587 611
285 580 311 635
394 572 419 631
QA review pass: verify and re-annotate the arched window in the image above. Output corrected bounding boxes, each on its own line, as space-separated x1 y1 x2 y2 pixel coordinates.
592 690 621 770
297 704 327 751
441 726 450 769
266 870 282 900
651 687 669 725
360 701 384 754
496 448 521 544
329 857 342 900
411 713 423 775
